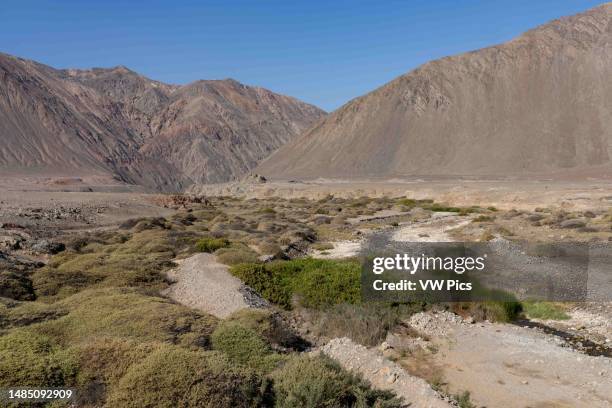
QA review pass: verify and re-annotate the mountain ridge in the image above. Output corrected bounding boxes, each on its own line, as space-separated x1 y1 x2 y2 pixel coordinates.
257 3 612 180
0 52 325 190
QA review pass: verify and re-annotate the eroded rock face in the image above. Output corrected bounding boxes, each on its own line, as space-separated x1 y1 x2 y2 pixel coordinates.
0 54 325 191
258 4 612 180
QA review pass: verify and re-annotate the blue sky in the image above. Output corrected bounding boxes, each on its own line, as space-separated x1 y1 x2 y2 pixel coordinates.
0 0 605 111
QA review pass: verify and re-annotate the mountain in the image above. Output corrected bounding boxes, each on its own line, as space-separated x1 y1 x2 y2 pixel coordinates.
257 4 612 180
0 53 325 190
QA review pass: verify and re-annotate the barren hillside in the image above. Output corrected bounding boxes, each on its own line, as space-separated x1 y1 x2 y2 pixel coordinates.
0 53 325 190
258 4 612 180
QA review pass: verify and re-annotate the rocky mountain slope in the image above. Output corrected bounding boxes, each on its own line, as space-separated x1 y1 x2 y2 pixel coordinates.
257 4 612 180
0 53 325 190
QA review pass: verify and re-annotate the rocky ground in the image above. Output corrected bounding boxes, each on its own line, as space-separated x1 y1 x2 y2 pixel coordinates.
403 311 612 407
319 337 453 408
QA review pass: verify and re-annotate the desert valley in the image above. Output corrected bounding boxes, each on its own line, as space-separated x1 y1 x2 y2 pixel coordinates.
1 3 612 408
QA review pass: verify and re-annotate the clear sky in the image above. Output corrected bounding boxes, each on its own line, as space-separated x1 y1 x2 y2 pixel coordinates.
0 0 605 111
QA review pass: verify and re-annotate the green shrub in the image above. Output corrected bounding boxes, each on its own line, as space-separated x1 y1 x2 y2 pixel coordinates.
0 300 67 330
259 207 277 214
195 237 230 252
211 321 283 373
427 203 461 212
396 198 417 207
107 346 272 408
215 246 260 265
231 264 292 309
212 321 270 363
33 288 218 348
32 229 183 299
225 309 305 350
0 330 78 387
522 302 569 320
75 337 162 390
230 259 361 310
273 355 402 408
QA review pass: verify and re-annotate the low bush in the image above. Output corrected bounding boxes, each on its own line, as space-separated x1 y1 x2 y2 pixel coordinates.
396 198 417 207
230 259 361 310
0 300 67 330
226 309 309 351
231 264 292 308
472 215 495 222
258 241 282 255
211 321 284 373
215 245 260 265
309 303 423 346
32 229 187 299
522 301 569 320
195 237 230 252
0 329 78 387
451 300 522 323
259 207 277 214
426 203 465 213
107 346 272 407
33 288 218 348
273 354 402 408
75 337 161 395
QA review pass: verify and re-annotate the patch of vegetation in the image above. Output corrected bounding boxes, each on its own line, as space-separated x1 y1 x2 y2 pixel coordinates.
454 391 476 408
195 237 230 252
215 244 260 265
0 270 35 301
309 303 424 346
107 345 272 407
32 228 197 299
397 198 417 207
34 288 218 348
230 258 361 309
230 264 293 308
0 329 78 387
273 354 402 408
225 309 308 351
452 300 523 323
426 203 462 213
522 301 570 320
0 299 67 330
472 215 495 222
211 320 284 373
312 242 334 251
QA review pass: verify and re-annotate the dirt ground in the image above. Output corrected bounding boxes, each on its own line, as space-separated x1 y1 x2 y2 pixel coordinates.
190 178 612 212
405 311 612 408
